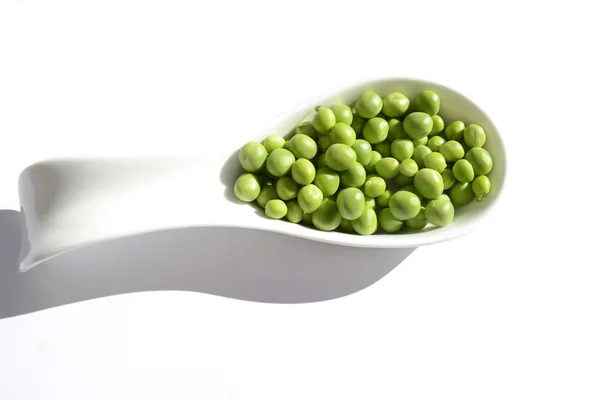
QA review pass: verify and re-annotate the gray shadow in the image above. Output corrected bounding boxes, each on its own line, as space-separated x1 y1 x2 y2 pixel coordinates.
1 209 415 320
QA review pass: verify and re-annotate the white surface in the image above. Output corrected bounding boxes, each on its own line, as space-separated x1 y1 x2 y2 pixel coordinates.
1 0 599 399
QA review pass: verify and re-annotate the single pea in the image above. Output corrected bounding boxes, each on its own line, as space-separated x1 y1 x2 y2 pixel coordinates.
449 182 474 206
317 153 328 168
430 115 445 135
313 107 336 134
425 196 455 227
234 173 261 202
276 176 299 200
424 152 447 173
403 112 433 139
404 207 427 230
351 139 373 166
415 90 440 116
401 185 424 203
325 143 357 171
314 167 340 197
472 175 491 201
377 190 393 208
312 199 342 231
265 199 287 219
341 162 367 187
297 184 324 213
256 184 278 208
363 117 389 144
427 135 445 152
364 176 386 197
465 147 493 175
378 208 403 233
365 150 382 173
266 148 296 177
285 200 304 223
364 196 376 208
339 218 354 233
412 145 432 168
301 211 313 226
445 121 466 141
412 137 428 146
388 118 407 140
391 139 414 161
398 158 419 177
463 124 487 148
331 104 353 125
382 92 410 117
238 142 268 172
351 113 365 135
439 140 465 162
294 121 318 140
355 91 383 119
318 135 333 152
441 169 456 190
330 122 356 146
374 141 391 157
414 168 444 199
291 158 316 186
389 190 421 220
288 133 317 160
393 173 413 187
336 187 365 220
375 157 400 179
452 159 475 183
351 206 378 235
262 134 286 153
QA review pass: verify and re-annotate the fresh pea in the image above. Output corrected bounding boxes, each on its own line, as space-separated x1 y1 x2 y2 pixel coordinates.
313 107 336 134
339 218 354 233
285 200 304 223
398 158 419 177
365 150 382 174
351 206 378 235
425 196 455 227
336 187 365 220
297 184 324 213
318 135 333 152
325 143 357 171
389 190 421 220
355 91 383 119
364 176 386 198
412 145 432 168
388 118 408 140
276 176 299 200
314 167 340 198
238 142 268 172
427 135 445 152
382 92 410 117
375 157 400 179
452 159 475 183
352 139 373 166
262 134 286 153
288 133 317 160
430 115 445 135
393 172 413 187
423 152 447 173
266 148 296 177
312 199 342 231
330 123 356 146
351 113 365 135
341 162 367 187
414 168 444 199
404 207 427 230
391 139 414 161
291 158 316 185
256 184 279 208
463 124 487 148
465 147 493 175
415 90 440 116
374 141 391 157
265 199 287 219
439 140 465 162
331 104 353 125
445 121 465 141
472 175 491 201
234 173 261 202
378 208 403 233
363 117 389 144
449 182 474 206
403 112 433 139
295 121 318 140
441 169 456 190
377 190 393 207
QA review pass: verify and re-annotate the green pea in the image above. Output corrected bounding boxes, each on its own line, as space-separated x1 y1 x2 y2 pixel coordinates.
414 168 444 199
314 167 340 198
403 112 433 139
391 139 414 161
288 133 317 160
363 117 389 144
276 176 299 200
317 135 333 152
350 206 377 235
285 200 304 223
256 185 279 208
472 175 491 201
377 190 393 208
297 184 324 213
449 182 474 206
439 140 465 162
445 121 465 141
400 184 423 203
423 152 447 173
441 169 456 190
375 157 400 179
389 190 421 220
339 218 354 233
465 147 493 175
365 150 382 173
325 143 357 171
336 187 365 220
393 173 413 187
238 142 268 172
364 196 376 208
317 153 328 168
266 148 296 177
341 162 367 187
364 176 386 198
404 207 427 230
351 113 365 135
234 173 261 202
463 124 487 148
415 90 440 116
313 107 336 135
312 199 342 231
430 115 445 135
291 158 316 185
412 145 432 168
331 104 353 125
265 199 287 219
378 208 403 233
427 135 445 152
302 211 313 226
330 122 356 146
351 139 373 166
262 134 286 153
355 91 383 119
412 137 428 146
374 141 391 157
452 159 475 183
294 121 318 140
425 196 455 227
398 158 418 177
382 92 410 117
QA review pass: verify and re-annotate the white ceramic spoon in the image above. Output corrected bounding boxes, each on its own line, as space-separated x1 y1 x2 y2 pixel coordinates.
18 78 506 272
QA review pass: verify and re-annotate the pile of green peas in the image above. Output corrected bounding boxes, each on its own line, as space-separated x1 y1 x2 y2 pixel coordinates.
233 89 494 235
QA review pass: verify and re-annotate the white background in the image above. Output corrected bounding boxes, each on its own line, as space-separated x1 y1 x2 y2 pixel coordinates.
1 0 599 399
